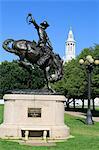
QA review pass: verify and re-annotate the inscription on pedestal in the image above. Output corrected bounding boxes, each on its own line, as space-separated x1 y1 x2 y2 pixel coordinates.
28 108 41 117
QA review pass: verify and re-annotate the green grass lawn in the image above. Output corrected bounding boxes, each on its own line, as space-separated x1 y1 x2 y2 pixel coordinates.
0 105 4 124
0 104 99 150
96 107 99 111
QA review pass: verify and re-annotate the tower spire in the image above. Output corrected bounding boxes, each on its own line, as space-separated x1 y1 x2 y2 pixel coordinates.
65 28 76 62
70 26 72 30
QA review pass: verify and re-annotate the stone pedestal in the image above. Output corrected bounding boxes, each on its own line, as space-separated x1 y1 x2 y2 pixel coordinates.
0 94 69 139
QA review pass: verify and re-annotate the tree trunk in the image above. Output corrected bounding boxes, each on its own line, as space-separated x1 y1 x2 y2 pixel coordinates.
66 98 70 109
73 98 75 109
93 99 95 111
82 99 84 110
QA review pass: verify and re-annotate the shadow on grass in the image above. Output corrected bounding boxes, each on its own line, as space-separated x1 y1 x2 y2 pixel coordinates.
76 118 86 124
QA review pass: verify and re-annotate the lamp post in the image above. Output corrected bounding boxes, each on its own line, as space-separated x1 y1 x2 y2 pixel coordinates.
79 55 99 125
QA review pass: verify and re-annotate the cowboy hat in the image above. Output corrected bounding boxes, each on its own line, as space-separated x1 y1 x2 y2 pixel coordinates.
40 21 49 27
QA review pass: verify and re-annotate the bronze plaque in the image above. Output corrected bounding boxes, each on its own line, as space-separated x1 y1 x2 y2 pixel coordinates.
28 108 41 117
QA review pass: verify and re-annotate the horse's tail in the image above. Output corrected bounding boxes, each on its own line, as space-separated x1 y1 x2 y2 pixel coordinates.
2 39 15 53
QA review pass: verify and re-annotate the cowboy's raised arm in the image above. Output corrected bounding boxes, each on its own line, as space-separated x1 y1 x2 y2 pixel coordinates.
31 17 39 29
27 14 39 29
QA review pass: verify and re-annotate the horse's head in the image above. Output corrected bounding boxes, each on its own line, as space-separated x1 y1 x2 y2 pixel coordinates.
3 39 26 57
3 39 33 61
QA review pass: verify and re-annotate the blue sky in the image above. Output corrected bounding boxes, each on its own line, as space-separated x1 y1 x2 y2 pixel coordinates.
0 0 99 62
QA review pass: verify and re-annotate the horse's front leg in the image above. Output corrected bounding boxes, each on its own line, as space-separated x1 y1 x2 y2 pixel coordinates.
18 57 34 73
18 59 34 89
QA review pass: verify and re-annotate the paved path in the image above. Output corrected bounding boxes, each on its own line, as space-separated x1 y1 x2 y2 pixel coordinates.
65 111 99 122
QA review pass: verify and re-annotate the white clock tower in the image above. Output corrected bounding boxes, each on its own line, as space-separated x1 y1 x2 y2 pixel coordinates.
65 28 76 62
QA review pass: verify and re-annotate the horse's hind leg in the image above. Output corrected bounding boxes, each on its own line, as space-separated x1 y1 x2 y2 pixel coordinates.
43 68 49 89
44 68 56 93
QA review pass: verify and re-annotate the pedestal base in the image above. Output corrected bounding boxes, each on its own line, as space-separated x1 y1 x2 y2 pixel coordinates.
0 94 70 139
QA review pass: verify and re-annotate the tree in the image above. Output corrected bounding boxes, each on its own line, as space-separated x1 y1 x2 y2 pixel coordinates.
77 45 99 99
77 48 93 60
64 59 87 99
53 59 87 99
91 45 99 98
52 45 99 109
0 61 45 98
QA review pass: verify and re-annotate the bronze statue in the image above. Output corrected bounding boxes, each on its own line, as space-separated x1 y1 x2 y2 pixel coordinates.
3 13 63 92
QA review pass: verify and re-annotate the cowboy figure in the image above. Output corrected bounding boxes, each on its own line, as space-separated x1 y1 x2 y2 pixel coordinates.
27 13 53 50
26 13 53 67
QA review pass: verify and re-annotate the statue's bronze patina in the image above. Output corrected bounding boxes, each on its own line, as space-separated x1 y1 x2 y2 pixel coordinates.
3 14 63 93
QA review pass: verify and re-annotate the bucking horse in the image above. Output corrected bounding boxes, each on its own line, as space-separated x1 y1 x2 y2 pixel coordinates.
2 39 63 92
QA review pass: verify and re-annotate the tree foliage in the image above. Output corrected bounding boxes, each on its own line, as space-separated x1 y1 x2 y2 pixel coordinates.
0 61 45 98
53 59 87 99
53 45 99 99
91 45 99 98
